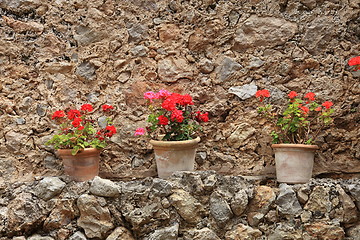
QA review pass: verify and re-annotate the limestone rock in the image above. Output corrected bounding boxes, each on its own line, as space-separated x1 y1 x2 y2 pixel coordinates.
227 123 256 149
301 16 337 54
7 192 50 234
0 207 8 232
75 61 97 81
157 57 193 82
230 189 248 216
89 176 120 197
0 0 41 13
347 183 360 210
247 186 276 226
73 25 108 46
210 192 233 225
127 24 148 43
184 227 221 240
233 16 297 51
4 131 28 151
268 223 303 240
215 57 242 84
158 24 180 43
43 199 77 231
276 184 302 217
346 224 360 240
199 58 215 74
169 189 205 224
147 223 179 240
106 226 135 240
228 83 257 100
33 177 66 201
77 194 114 239
304 186 332 216
2 16 44 34
69 231 87 240
28 235 54 240
305 221 345 240
130 45 148 57
188 29 210 51
337 186 358 224
225 223 262 240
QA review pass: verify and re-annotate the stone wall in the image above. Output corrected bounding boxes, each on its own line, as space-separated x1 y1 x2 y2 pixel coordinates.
0 0 359 181
0 171 359 239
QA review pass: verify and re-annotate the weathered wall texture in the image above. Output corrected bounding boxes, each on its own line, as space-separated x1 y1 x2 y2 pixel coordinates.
0 0 359 181
0 172 359 239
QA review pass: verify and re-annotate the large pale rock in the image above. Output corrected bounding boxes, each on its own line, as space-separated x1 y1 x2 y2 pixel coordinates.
159 24 181 43
7 192 50 234
188 29 210 51
0 207 8 232
247 186 276 226
304 221 345 240
43 199 77 231
347 183 360 210
184 227 221 240
77 194 114 239
228 83 257 100
147 223 179 240
33 177 66 201
2 16 44 34
89 176 120 197
157 57 193 82
230 189 248 216
210 192 233 225
215 57 242 84
225 223 262 240
28 235 54 240
227 123 256 149
75 61 96 81
4 131 28 151
301 16 337 54
0 0 41 13
69 231 87 240
127 23 148 43
169 189 205 224
106 226 135 240
346 224 360 240
304 186 332 216
268 223 303 240
233 16 297 51
276 184 302 217
73 25 108 46
337 186 358 224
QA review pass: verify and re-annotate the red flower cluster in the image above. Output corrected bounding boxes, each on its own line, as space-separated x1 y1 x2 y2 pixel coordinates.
136 90 209 140
255 89 270 102
348 56 360 71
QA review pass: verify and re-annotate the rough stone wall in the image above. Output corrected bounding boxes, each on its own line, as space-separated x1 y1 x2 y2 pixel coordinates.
0 0 359 181
0 172 359 239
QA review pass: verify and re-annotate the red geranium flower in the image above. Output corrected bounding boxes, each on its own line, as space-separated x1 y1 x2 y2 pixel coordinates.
162 98 177 111
348 56 360 66
304 92 316 102
102 104 114 112
105 125 117 137
67 109 81 120
181 94 194 106
300 106 309 115
196 112 209 122
255 89 270 102
71 117 82 127
315 107 322 112
51 110 65 119
288 91 298 99
322 101 333 109
80 104 93 112
78 126 84 131
158 115 169 125
171 109 184 123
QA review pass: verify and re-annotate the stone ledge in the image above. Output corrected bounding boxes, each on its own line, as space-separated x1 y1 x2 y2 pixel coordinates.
0 171 359 240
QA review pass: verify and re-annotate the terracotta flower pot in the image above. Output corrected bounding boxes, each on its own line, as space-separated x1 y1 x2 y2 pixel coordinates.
150 137 200 179
57 148 101 181
272 144 319 184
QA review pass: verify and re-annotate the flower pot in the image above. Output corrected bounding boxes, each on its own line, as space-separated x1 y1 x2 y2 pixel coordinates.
57 148 101 181
150 137 200 178
272 144 319 184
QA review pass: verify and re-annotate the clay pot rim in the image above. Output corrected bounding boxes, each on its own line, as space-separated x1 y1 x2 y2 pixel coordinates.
150 137 200 147
57 147 102 156
271 143 319 150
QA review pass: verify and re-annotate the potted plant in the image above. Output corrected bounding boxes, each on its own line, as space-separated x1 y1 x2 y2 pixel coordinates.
46 104 117 181
254 89 334 183
135 90 209 178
